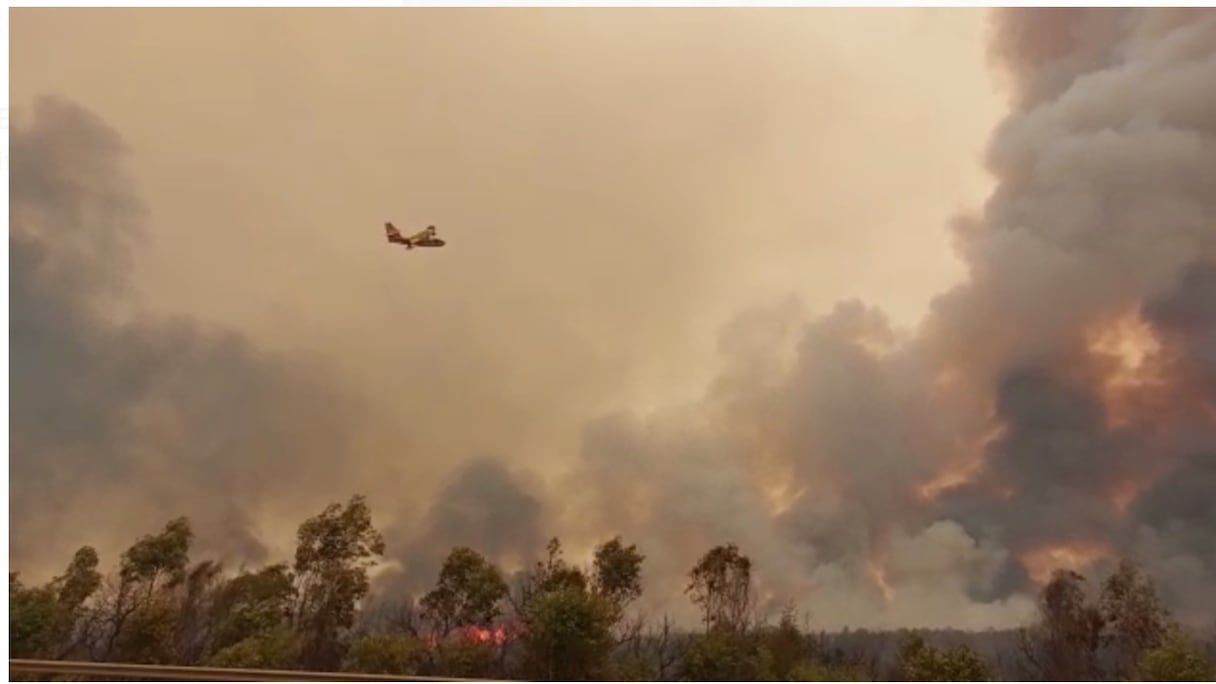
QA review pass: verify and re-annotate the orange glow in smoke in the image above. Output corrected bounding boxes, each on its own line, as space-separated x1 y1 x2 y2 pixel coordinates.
764 480 807 517
865 543 895 604
1088 312 1161 370
1020 541 1114 585
1106 478 1144 515
916 452 985 502
915 423 1007 502
866 561 894 604
1085 312 1164 428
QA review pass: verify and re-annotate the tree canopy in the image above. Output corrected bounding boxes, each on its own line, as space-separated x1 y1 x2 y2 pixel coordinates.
10 495 1215 681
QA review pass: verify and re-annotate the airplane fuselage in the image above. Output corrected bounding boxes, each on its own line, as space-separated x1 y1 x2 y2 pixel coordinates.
409 238 446 248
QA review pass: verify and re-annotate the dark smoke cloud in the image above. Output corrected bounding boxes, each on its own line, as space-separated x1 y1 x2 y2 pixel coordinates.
941 367 1138 544
926 7 1216 609
559 7 1216 628
9 96 373 573
377 458 547 598
564 299 1025 628
9 96 555 598
1142 261 1216 399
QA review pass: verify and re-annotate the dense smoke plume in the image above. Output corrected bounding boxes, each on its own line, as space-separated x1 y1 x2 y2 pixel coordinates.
562 6 1216 628
9 8 1216 630
9 97 381 569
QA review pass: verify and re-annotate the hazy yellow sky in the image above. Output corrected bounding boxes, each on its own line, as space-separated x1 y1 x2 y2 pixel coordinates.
11 7 1004 597
13 6 1001 430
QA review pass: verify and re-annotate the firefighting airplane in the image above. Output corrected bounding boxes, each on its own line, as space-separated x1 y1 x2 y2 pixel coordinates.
384 222 446 250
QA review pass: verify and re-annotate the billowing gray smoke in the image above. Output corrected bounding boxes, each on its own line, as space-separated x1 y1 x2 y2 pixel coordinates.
377 458 548 598
9 96 377 574
562 7 1216 628
927 7 1216 622
9 9 1216 631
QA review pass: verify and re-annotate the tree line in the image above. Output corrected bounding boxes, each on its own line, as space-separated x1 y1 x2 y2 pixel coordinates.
10 495 1216 680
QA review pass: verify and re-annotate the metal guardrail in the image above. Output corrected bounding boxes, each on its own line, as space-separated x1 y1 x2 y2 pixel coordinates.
8 659 500 682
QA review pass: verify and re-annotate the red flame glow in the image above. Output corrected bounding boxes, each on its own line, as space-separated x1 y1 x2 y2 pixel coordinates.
422 624 514 650
464 625 509 645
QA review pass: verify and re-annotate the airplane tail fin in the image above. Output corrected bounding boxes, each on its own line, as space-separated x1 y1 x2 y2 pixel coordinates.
385 222 405 243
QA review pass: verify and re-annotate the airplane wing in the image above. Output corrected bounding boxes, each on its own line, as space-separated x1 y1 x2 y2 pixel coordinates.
385 222 406 243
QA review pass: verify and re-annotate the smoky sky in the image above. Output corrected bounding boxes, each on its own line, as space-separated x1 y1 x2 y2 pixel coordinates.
10 96 379 570
10 7 1216 631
